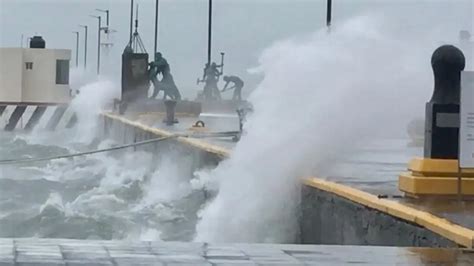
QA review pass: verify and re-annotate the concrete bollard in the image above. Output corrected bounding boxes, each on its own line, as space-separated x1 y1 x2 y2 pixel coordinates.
163 100 179 126
399 45 474 198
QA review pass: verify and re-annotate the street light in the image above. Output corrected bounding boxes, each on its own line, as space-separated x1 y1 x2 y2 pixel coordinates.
90 15 102 75
79 25 88 69
72 31 79 68
96 9 110 32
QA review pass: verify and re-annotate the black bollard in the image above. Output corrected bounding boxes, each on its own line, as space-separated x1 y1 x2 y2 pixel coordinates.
163 100 178 126
424 45 466 159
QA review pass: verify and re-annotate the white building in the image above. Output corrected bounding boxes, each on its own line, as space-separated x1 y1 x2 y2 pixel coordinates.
0 47 71 105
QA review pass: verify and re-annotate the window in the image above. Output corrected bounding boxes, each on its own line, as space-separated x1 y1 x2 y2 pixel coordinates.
25 62 33 70
56 60 70 85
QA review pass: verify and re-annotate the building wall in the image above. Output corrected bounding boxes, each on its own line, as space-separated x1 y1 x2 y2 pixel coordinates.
0 48 71 104
22 49 71 104
0 48 23 103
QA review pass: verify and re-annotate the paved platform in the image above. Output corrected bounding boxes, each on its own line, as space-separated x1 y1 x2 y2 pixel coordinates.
324 140 474 231
1 238 474 265
115 111 239 149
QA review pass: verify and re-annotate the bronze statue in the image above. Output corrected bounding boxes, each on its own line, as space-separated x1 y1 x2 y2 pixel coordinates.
222 75 244 101
198 62 223 100
149 52 181 100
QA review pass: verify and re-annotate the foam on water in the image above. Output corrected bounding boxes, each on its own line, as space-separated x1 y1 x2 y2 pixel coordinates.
0 71 202 241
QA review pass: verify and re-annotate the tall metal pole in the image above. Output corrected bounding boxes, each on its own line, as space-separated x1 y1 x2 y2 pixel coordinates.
73 31 79 67
326 0 332 28
154 0 159 55
129 0 134 45
79 25 88 69
207 0 212 64
90 15 102 75
97 16 101 75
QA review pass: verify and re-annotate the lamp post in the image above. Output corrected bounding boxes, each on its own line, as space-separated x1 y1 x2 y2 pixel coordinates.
79 25 88 69
154 0 159 55
207 0 212 65
90 15 102 75
72 31 79 68
96 9 110 32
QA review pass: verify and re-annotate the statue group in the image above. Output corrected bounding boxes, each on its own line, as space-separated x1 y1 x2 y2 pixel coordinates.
149 53 244 102
198 62 244 101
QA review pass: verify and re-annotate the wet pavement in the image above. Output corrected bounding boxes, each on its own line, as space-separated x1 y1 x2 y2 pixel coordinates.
326 138 474 231
1 238 474 265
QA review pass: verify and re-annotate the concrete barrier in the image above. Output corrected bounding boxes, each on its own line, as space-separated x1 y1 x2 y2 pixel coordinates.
101 113 474 248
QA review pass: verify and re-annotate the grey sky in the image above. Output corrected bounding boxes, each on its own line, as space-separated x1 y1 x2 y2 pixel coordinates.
0 0 472 98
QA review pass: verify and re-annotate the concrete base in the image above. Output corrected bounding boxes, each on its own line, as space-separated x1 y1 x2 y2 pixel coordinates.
300 185 457 247
399 157 474 198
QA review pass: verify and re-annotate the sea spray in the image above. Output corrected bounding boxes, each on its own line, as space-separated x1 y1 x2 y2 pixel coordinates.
68 78 117 144
194 15 449 243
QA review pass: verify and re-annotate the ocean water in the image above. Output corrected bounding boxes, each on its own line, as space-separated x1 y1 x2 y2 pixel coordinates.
0 0 468 244
0 129 206 241
0 126 420 242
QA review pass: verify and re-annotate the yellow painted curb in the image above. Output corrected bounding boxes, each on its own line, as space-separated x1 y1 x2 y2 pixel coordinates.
103 112 231 158
304 178 474 248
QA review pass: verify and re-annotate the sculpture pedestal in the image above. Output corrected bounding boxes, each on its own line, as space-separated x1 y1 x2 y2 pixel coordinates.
399 157 474 198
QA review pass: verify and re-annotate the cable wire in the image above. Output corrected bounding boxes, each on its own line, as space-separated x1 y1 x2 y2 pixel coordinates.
0 136 176 165
0 131 241 165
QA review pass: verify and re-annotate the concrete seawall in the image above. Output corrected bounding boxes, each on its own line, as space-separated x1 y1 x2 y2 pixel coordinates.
102 113 227 173
101 112 474 248
300 184 456 247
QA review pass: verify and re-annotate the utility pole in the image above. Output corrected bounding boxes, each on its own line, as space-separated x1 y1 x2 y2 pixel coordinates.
90 15 102 75
72 31 79 67
79 25 88 69
207 0 212 65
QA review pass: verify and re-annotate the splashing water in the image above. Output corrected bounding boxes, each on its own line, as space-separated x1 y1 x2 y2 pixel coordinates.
0 74 202 241
194 14 460 243
1 3 470 243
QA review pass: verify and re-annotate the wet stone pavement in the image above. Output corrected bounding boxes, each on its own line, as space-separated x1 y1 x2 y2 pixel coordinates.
1 238 474 265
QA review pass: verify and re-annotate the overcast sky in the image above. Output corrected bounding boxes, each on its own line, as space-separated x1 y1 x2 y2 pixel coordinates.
0 0 472 98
